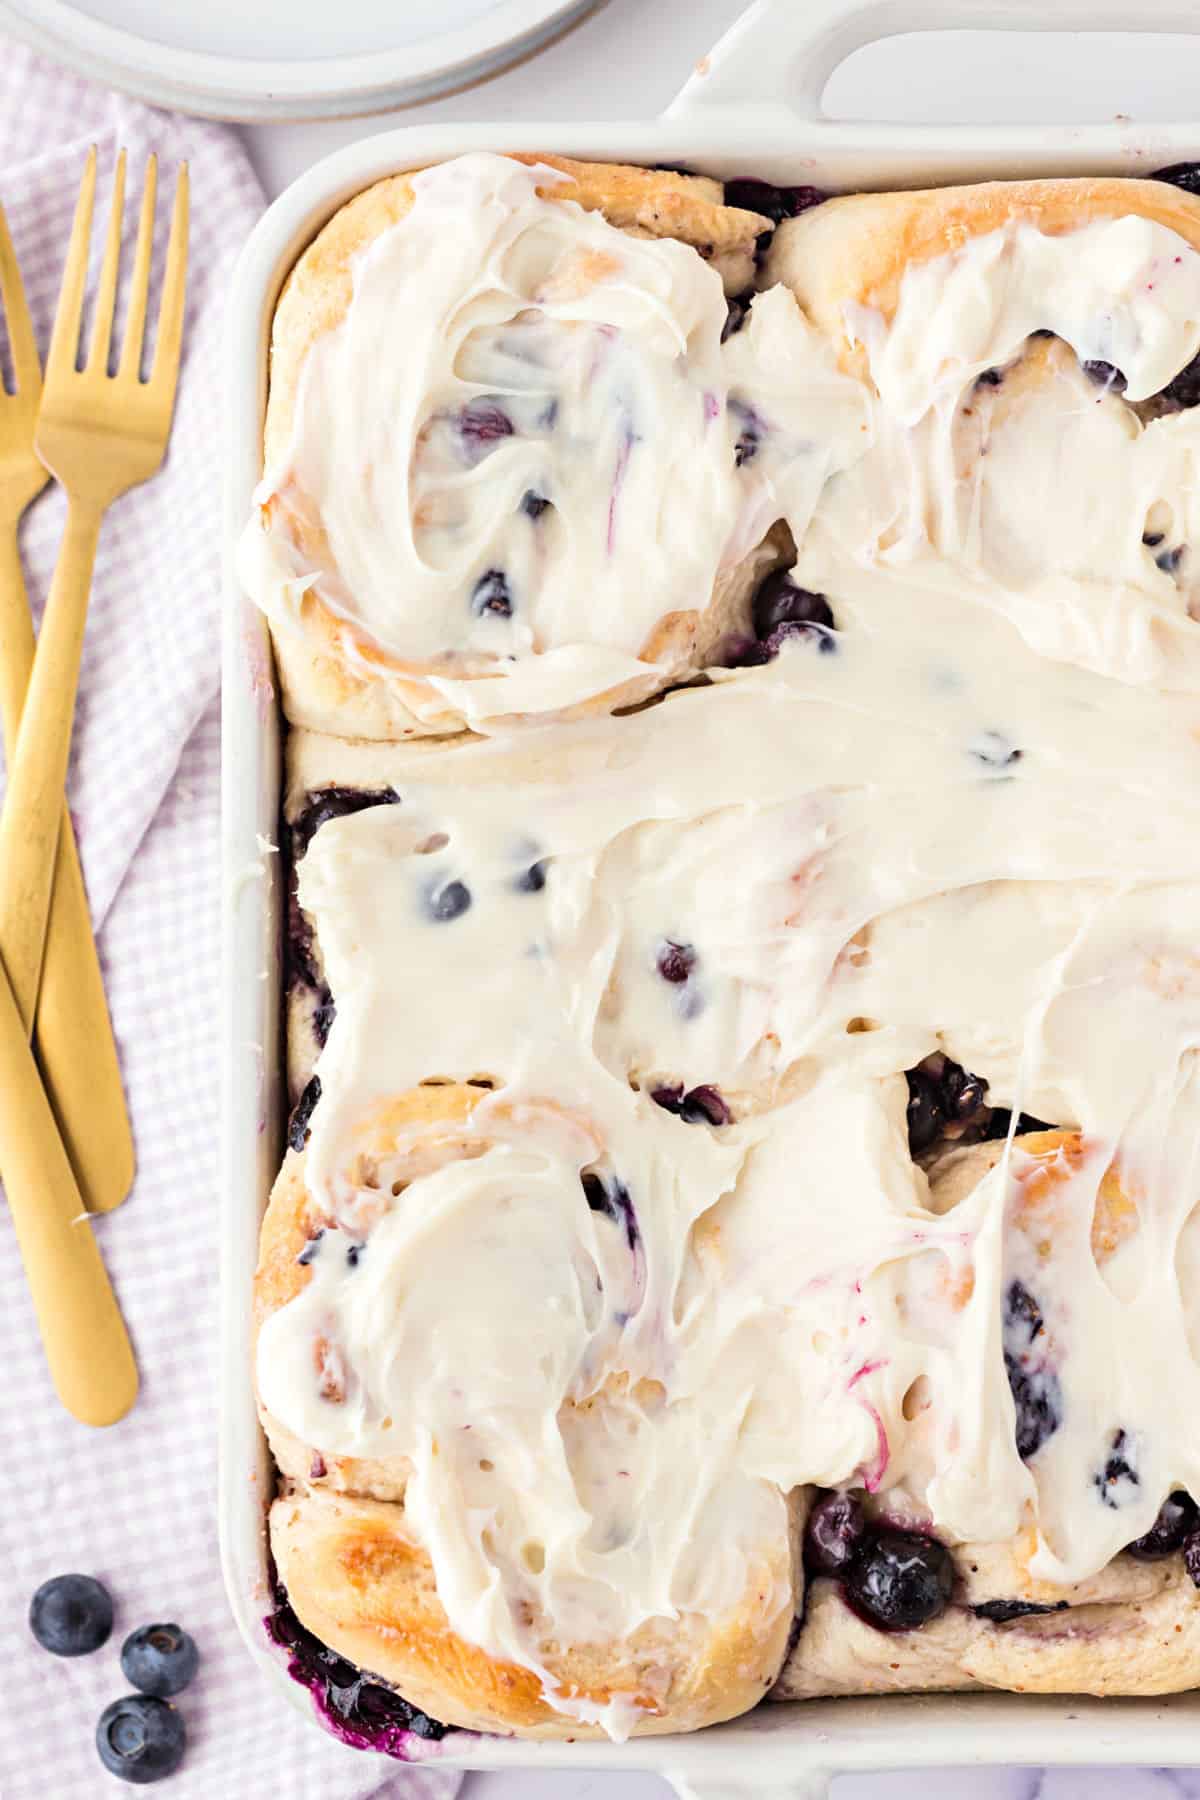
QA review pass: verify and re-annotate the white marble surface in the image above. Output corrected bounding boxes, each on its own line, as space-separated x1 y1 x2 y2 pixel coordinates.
233 5 1200 1794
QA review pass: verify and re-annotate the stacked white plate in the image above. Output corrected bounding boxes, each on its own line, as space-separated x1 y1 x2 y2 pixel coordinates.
0 0 599 120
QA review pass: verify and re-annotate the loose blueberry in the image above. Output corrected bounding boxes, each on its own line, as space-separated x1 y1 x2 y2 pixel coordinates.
120 1624 200 1699
722 178 827 228
520 490 550 519
427 880 472 923
471 569 513 618
679 1084 731 1126
722 290 753 342
751 569 834 642
905 1068 944 1153
288 1076 321 1154
1127 1491 1199 1559
1095 1428 1140 1510
656 939 696 984
805 1491 866 1576
457 401 513 461
844 1530 954 1631
972 1597 1068 1623
1082 360 1127 393
30 1573 113 1657
96 1695 185 1785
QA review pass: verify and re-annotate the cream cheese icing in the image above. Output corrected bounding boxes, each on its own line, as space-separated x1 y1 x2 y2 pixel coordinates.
240 153 816 728
256 189 1200 1735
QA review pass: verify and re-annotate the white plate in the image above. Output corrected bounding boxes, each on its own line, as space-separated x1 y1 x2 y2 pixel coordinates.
0 0 600 121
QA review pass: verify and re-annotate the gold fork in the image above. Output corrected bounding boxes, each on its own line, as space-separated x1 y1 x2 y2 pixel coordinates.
0 148 188 1068
0 201 133 1216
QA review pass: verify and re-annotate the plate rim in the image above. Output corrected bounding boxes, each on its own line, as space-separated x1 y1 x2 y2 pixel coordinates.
0 0 599 119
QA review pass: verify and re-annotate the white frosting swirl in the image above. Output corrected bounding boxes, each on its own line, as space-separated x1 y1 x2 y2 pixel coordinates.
257 199 1200 1734
241 153 790 727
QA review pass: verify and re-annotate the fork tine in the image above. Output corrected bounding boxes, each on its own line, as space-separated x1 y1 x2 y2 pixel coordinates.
116 155 157 383
149 163 188 398
85 149 126 374
0 204 40 397
46 146 97 386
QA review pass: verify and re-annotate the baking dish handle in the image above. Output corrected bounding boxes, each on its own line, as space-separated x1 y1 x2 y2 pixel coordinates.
666 0 1200 125
666 1771 831 1800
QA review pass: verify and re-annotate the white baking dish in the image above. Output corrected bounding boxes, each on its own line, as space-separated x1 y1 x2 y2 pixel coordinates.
219 2 1200 1791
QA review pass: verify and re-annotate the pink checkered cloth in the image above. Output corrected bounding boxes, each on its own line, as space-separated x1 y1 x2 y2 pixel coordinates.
0 45 460 1800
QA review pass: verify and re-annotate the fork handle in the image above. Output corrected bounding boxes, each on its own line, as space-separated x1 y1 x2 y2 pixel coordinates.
0 530 134 1214
0 498 101 1032
0 936 137 1425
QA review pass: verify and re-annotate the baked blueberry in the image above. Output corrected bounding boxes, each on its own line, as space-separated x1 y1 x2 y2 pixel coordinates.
581 1172 639 1252
679 1084 731 1126
266 1586 450 1746
1156 545 1185 574
30 1573 113 1657
1153 162 1200 195
976 367 1005 388
656 939 696 984
722 178 827 228
939 1061 988 1123
515 859 547 893
729 398 764 466
1126 1491 1199 1559
471 569 513 618
297 1229 324 1266
905 1068 943 1153
458 401 513 461
1184 1531 1200 1588
984 1105 1054 1141
426 879 472 922
1095 1429 1140 1509
520 490 550 519
970 730 1022 770
1144 531 1165 548
288 1076 321 1154
291 785 400 858
1082 360 1126 392
1161 355 1200 410
722 290 754 341
120 1624 200 1698
751 569 834 642
972 1597 1068 1623
96 1695 185 1784
1003 1281 1063 1459
650 1083 685 1114
844 1530 954 1630
804 1491 866 1576
313 989 336 1045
